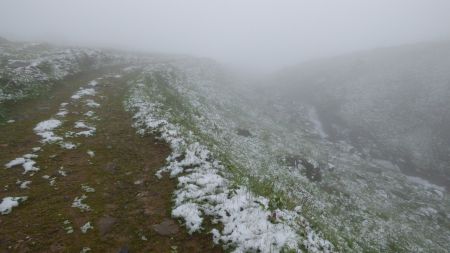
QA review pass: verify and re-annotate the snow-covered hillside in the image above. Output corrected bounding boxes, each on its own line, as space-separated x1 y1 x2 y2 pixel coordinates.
273 41 450 188
122 52 450 252
0 38 121 105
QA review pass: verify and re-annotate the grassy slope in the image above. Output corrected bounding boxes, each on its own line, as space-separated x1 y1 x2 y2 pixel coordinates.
129 59 450 252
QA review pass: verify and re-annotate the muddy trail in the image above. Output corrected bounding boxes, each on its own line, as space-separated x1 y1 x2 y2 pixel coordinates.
0 69 222 252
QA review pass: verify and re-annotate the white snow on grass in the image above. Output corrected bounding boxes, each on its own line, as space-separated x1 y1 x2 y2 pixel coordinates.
72 195 91 212
5 155 39 174
84 111 95 117
87 150 95 158
0 196 27 215
5 157 26 168
42 175 57 186
56 109 68 117
71 88 96 100
34 119 61 132
88 80 98 86
80 247 91 253
80 222 94 233
75 130 96 137
63 220 74 234
85 99 100 108
22 160 39 173
17 180 31 189
74 121 96 137
126 86 333 252
23 154 38 159
58 167 67 177
49 177 56 186
75 121 90 129
32 147 41 152
81 184 95 193
33 119 63 143
7 119 15 123
60 142 77 149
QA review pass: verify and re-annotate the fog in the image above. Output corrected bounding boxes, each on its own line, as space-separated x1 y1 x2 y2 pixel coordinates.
1 0 450 71
2 1 450 251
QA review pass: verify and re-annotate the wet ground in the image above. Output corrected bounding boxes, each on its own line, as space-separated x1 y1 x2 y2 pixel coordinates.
0 69 222 252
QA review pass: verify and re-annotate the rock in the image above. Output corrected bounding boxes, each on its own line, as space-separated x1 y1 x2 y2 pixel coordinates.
152 219 179 236
118 246 129 253
236 128 252 137
105 204 118 210
104 162 118 173
97 216 117 236
50 242 65 252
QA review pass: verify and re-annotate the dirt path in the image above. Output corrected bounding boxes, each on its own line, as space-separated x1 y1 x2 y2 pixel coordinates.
0 70 222 252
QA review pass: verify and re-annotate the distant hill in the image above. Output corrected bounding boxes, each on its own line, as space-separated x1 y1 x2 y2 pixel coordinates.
274 41 450 187
0 36 9 43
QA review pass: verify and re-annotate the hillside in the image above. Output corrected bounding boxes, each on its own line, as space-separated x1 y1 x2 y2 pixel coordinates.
273 41 450 188
1 39 449 252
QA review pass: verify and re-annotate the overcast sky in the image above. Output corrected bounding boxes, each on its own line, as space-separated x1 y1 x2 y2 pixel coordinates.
1 0 450 71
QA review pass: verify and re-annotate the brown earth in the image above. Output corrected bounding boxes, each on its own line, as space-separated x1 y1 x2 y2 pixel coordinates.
0 69 222 253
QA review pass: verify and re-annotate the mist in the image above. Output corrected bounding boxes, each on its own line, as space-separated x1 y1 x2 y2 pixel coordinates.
1 0 450 71
2 1 450 252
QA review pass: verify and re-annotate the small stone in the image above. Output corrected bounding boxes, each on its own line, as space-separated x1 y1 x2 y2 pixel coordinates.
97 216 117 236
104 162 117 173
152 219 179 236
118 246 129 253
50 242 65 252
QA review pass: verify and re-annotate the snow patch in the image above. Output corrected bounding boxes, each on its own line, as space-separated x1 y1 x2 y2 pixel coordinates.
34 119 63 143
74 121 96 137
88 80 98 86
0 196 27 215
32 147 41 152
17 180 31 189
87 150 95 158
72 195 91 212
71 88 96 100
5 157 26 168
5 155 39 174
82 184 95 193
85 99 100 108
84 111 95 117
60 142 77 149
56 110 68 117
80 222 94 233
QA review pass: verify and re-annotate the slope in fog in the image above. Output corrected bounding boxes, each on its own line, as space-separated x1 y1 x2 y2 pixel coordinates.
275 41 450 188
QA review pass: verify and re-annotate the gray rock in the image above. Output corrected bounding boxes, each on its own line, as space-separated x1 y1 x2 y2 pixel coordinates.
118 245 129 253
104 162 118 173
152 219 179 236
97 216 117 236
